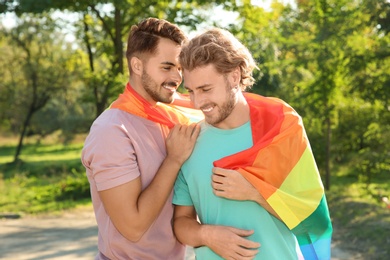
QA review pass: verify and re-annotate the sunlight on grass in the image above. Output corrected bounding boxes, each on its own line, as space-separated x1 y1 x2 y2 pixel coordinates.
0 147 82 164
0 136 84 164
20 151 82 162
0 134 90 215
0 155 14 164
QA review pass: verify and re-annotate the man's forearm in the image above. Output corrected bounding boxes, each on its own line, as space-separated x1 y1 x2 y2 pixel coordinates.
174 216 206 247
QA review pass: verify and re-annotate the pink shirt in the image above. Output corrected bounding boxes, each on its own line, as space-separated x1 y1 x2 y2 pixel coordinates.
81 109 185 260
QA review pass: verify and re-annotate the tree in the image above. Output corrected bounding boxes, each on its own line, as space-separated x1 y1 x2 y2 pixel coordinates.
229 0 390 189
1 0 237 117
1 14 78 162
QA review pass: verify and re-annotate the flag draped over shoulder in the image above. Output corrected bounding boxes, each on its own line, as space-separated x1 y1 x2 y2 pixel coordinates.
214 93 333 260
110 83 203 127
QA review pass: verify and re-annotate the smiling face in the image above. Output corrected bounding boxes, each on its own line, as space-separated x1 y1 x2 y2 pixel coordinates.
132 38 183 104
183 64 244 129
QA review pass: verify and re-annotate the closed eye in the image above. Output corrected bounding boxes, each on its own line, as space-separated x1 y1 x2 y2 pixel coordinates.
161 61 177 71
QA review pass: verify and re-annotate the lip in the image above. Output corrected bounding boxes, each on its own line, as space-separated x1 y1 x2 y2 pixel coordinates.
162 85 177 93
200 105 215 114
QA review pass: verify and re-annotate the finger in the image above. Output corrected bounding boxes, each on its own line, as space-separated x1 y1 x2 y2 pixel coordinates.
212 173 224 184
212 167 225 176
213 189 226 199
170 124 181 136
212 181 224 191
181 123 198 139
190 123 200 138
236 247 259 258
229 227 255 237
231 244 259 259
212 167 232 177
214 189 232 200
240 238 261 248
213 187 224 196
239 238 261 250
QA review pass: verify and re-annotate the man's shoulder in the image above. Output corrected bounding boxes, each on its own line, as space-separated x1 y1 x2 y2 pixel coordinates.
95 109 160 125
88 109 163 140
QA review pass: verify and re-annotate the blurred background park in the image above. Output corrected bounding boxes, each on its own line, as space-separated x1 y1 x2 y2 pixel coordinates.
0 0 389 259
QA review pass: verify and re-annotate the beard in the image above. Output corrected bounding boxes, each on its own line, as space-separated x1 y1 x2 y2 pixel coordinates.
204 82 237 126
141 69 176 104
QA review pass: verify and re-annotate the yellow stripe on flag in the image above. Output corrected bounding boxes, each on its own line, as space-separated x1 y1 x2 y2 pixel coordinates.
267 147 324 229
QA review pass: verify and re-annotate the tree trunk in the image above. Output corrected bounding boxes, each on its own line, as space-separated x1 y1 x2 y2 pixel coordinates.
83 13 95 72
114 7 123 74
13 109 33 163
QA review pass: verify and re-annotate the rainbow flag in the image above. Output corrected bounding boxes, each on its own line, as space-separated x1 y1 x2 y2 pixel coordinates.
214 93 333 260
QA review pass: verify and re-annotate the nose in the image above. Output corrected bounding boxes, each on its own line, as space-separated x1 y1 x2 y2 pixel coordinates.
172 68 182 84
190 92 203 109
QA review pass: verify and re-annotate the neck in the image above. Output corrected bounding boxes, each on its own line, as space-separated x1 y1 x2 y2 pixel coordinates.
215 92 250 130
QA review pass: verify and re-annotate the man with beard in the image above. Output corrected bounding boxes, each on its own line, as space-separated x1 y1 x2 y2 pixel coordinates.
81 18 200 259
173 28 332 260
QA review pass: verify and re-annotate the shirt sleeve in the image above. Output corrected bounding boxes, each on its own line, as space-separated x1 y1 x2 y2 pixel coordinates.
173 169 193 206
82 114 140 191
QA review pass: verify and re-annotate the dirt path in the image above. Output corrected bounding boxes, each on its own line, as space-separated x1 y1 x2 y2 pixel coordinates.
0 206 360 260
0 207 97 260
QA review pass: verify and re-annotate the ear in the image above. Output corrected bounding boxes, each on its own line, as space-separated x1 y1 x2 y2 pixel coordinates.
229 67 241 86
130 56 143 76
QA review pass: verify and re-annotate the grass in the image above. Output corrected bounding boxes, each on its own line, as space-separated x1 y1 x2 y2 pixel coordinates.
0 134 91 215
0 134 389 259
326 165 390 260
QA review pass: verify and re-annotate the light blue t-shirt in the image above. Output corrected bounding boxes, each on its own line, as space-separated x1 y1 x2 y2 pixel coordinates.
173 121 300 259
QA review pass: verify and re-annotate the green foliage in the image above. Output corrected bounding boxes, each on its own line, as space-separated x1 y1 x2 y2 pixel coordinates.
54 169 90 201
355 123 390 184
0 136 90 214
0 12 86 162
332 99 390 184
0 170 90 214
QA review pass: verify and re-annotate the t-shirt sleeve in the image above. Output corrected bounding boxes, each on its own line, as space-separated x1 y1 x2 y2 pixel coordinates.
173 170 193 206
82 115 140 191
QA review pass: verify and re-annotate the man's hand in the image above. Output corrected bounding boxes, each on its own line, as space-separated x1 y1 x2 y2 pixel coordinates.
211 167 258 201
202 225 260 260
212 167 281 219
166 123 200 165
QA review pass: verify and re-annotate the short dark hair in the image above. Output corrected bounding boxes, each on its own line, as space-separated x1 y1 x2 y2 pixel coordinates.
126 17 187 62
